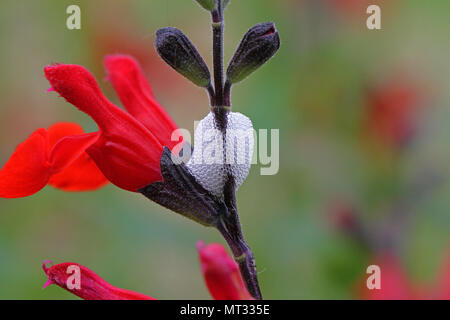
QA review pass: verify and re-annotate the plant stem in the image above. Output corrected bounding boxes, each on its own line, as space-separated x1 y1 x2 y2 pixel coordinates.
217 178 263 300
211 1 262 299
211 1 224 106
217 222 262 300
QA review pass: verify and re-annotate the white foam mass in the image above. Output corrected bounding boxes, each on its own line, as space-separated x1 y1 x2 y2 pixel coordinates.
186 111 254 198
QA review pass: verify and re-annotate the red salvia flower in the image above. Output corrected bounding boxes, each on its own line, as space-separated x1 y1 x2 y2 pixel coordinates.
0 122 107 198
42 242 252 300
42 260 155 300
0 55 182 197
197 241 253 300
44 56 182 192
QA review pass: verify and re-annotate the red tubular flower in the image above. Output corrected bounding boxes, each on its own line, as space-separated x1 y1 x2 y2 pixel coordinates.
197 241 253 300
42 260 155 300
0 122 107 198
44 56 182 192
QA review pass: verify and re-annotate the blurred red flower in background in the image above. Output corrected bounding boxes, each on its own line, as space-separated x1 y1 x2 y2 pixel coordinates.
358 251 413 300
358 249 450 300
43 242 252 300
364 76 423 150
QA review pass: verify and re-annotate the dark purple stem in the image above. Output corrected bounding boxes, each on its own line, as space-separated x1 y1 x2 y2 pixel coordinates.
211 1 224 106
210 0 261 299
217 177 263 300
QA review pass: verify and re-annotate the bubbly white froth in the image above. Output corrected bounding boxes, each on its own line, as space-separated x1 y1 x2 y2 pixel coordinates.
186 111 254 198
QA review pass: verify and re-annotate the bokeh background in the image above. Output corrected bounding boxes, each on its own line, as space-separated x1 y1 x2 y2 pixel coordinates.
0 0 449 299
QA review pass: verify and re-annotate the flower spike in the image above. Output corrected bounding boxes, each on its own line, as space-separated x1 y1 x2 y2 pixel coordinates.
153 1 270 298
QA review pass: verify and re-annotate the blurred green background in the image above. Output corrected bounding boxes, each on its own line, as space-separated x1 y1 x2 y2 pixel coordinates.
0 0 450 299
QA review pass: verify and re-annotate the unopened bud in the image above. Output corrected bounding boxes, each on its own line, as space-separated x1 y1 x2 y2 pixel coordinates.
155 27 211 88
194 0 216 11
226 22 280 84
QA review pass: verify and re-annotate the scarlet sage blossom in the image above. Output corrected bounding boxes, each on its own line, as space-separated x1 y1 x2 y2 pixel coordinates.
42 242 252 300
45 56 182 191
0 55 182 197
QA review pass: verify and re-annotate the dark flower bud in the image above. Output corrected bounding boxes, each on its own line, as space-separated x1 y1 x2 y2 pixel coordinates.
226 22 280 84
194 0 216 11
155 27 211 88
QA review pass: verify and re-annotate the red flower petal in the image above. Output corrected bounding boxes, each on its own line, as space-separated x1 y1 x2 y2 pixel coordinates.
197 241 253 300
49 131 100 173
47 122 84 146
42 260 155 300
48 152 109 191
46 122 108 191
104 54 182 149
0 122 108 197
45 64 163 191
0 129 50 198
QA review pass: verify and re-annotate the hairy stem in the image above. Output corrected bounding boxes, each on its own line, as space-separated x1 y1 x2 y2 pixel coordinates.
211 1 224 106
217 178 263 300
210 1 262 299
